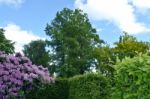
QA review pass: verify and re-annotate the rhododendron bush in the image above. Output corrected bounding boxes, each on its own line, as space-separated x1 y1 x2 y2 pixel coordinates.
0 51 53 98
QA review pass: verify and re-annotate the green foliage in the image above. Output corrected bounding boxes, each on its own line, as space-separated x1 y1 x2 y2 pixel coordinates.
26 73 110 99
0 29 14 54
23 40 51 69
45 8 103 77
113 32 150 60
69 73 111 99
26 78 69 99
92 32 150 77
93 45 115 76
112 54 150 98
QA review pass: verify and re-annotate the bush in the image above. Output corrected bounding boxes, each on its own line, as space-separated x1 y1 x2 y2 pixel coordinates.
26 78 69 99
69 73 111 99
112 54 150 98
0 51 53 98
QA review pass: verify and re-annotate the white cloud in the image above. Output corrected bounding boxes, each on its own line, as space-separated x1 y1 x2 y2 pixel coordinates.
131 0 150 9
0 0 24 6
75 0 150 34
3 23 44 53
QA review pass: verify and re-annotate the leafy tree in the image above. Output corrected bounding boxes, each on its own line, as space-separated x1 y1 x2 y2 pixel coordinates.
45 8 103 77
93 32 150 76
23 40 51 69
93 45 115 76
113 32 150 60
0 28 14 54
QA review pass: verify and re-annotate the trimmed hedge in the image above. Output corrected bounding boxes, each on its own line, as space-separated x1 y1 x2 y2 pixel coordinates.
47 78 69 99
26 78 69 99
26 73 110 99
69 73 111 99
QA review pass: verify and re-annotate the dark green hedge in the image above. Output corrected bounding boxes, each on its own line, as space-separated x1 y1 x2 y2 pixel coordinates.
48 78 69 99
26 73 110 99
69 73 111 99
26 78 69 99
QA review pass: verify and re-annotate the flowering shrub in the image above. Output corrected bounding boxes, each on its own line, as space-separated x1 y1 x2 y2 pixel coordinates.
0 51 53 98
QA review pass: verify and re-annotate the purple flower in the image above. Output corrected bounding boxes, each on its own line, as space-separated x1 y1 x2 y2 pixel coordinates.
0 51 53 98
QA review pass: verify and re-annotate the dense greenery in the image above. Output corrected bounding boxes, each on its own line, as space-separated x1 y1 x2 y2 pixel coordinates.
26 78 69 99
45 8 103 77
27 73 110 99
93 45 115 76
0 29 14 54
112 54 150 98
69 73 110 99
92 32 150 76
23 40 51 69
113 32 150 60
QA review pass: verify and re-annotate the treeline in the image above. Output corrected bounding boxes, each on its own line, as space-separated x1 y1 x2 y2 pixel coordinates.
0 8 150 78
1 8 150 98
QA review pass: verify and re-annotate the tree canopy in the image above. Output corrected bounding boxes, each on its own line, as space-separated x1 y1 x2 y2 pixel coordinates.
45 8 103 77
93 45 115 76
23 40 51 69
0 29 14 54
113 32 150 60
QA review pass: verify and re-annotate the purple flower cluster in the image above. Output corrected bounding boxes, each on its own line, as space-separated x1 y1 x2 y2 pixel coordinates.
0 51 53 98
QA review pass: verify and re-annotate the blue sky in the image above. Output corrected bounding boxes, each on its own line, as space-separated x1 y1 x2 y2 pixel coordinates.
0 0 150 52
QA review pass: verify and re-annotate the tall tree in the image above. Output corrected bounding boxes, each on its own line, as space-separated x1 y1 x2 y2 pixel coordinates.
23 40 51 69
113 32 150 60
0 28 14 54
45 8 103 77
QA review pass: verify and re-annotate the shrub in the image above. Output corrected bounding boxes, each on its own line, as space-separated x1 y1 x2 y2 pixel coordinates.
26 78 69 99
0 51 53 98
112 54 150 98
69 73 111 99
